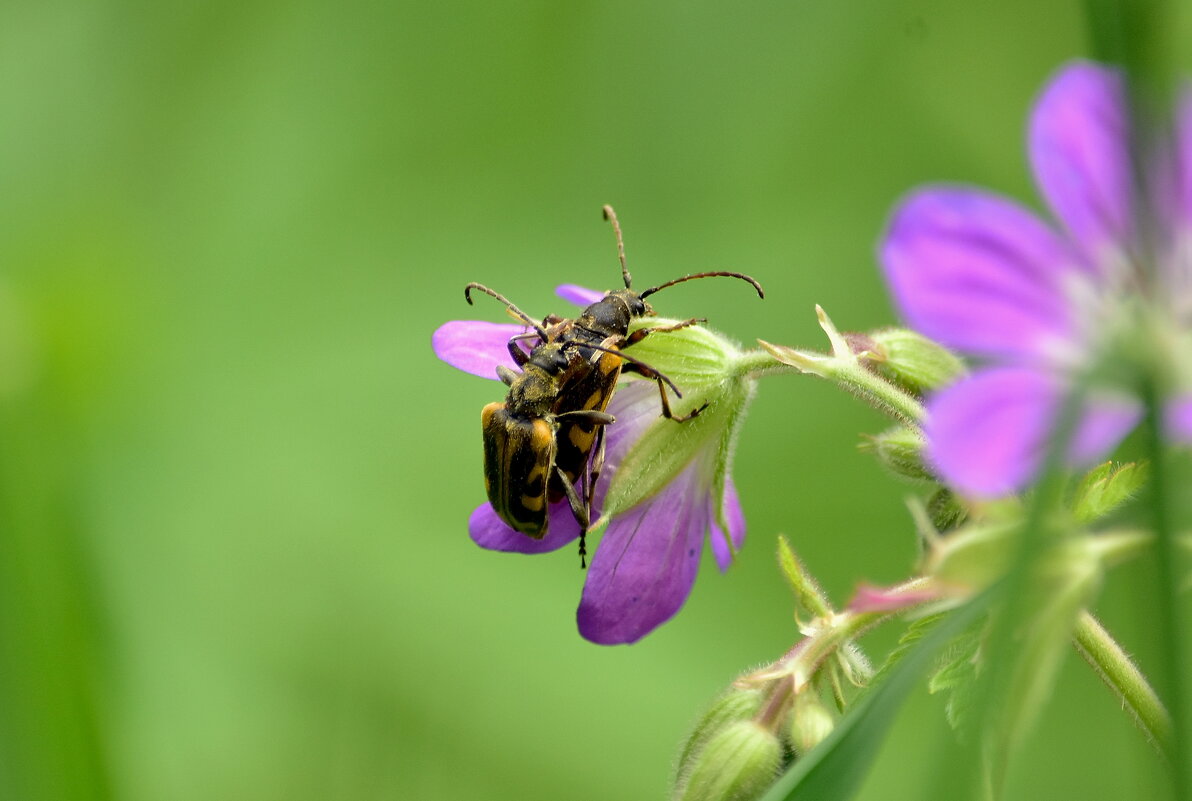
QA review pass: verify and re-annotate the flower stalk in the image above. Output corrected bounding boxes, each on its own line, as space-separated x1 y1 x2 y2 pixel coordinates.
758 306 926 425
1141 380 1192 798
1073 610 1173 756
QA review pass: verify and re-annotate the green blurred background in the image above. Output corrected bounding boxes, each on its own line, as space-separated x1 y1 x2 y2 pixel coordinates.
2 1 1189 799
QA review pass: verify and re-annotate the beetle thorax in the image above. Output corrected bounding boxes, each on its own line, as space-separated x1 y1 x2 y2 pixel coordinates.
578 290 651 338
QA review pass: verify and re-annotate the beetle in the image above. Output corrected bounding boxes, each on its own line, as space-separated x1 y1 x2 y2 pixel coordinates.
466 205 764 565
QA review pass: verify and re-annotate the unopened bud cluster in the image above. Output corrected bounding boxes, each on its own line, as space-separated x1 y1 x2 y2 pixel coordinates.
672 689 782 801
671 680 840 801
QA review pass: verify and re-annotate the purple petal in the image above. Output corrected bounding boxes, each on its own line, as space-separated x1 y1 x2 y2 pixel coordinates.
432 320 529 379
556 284 606 308
1029 61 1132 264
1164 394 1192 443
1070 392 1143 463
709 479 746 572
469 502 581 553
577 461 709 645
881 187 1084 360
599 381 665 471
926 367 1139 497
927 367 1060 497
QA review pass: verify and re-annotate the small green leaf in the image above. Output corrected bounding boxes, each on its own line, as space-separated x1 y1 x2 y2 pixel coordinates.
1071 461 1148 523
925 620 984 734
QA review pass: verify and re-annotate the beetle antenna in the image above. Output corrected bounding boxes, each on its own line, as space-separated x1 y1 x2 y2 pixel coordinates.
464 282 549 340
639 271 765 300
602 205 632 289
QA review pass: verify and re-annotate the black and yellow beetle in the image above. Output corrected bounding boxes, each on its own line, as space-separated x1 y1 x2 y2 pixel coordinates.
466 206 764 565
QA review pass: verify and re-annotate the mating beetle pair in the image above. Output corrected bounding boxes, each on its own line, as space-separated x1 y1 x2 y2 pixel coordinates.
466 206 764 566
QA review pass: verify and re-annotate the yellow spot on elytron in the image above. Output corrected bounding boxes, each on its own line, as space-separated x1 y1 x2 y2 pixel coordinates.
583 390 602 409
569 426 594 449
481 402 503 427
531 419 552 451
520 494 545 511
526 465 544 482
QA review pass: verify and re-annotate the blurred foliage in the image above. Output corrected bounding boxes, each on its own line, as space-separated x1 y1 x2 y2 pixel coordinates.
1 1 1190 799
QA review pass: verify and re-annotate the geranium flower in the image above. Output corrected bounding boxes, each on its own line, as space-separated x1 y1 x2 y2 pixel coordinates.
432 286 752 644
879 60 1192 497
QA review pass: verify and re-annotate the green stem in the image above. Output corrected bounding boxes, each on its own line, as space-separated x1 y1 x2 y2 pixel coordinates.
787 578 938 688
1073 610 1173 757
732 348 801 380
1142 381 1190 800
743 345 926 426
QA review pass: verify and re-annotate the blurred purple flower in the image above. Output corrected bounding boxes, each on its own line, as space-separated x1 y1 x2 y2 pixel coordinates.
879 60 1192 497
432 287 746 645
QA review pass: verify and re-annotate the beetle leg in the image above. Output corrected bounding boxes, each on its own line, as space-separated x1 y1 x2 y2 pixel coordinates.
625 360 708 423
585 423 606 528
572 341 684 398
506 331 542 366
554 465 591 568
650 377 708 423
612 352 706 423
624 317 706 347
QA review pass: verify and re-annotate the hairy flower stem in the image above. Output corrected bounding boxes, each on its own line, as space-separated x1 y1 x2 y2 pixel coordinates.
749 579 936 732
732 348 802 382
1074 610 1173 756
755 306 927 426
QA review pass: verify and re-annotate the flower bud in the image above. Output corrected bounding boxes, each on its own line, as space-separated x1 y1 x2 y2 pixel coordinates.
925 488 967 533
674 688 764 789
673 720 782 801
860 426 934 482
788 691 835 756
865 327 965 396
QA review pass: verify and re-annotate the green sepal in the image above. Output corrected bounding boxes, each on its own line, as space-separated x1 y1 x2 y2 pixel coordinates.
625 317 743 385
600 319 756 519
776 535 833 619
674 720 783 801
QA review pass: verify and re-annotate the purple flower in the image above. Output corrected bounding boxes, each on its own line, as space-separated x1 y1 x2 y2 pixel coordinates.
432 287 749 644
879 60 1192 497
